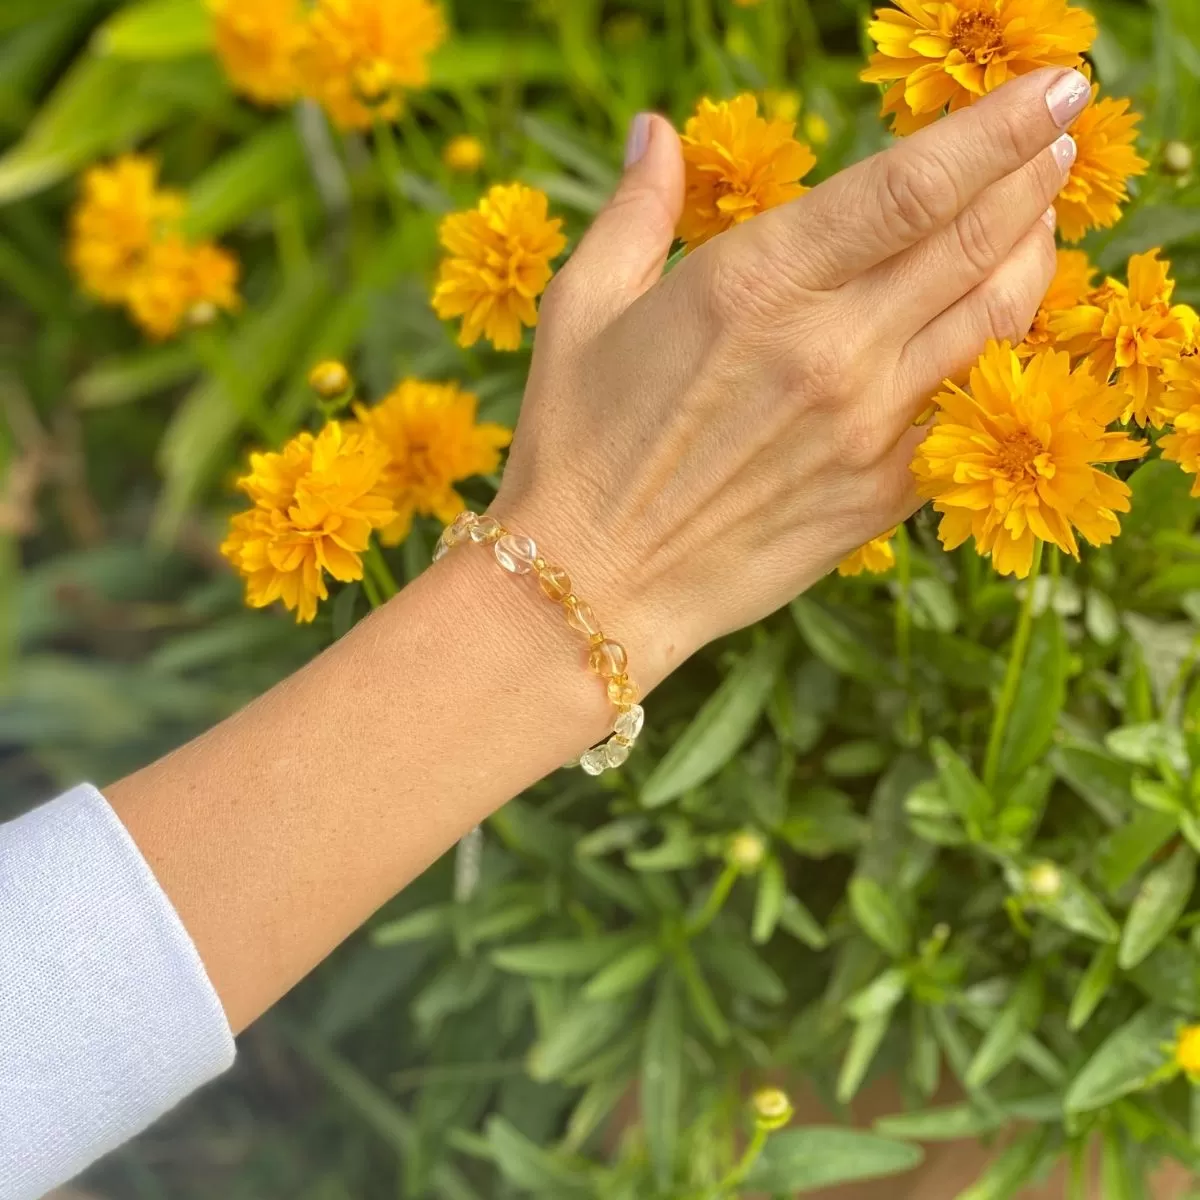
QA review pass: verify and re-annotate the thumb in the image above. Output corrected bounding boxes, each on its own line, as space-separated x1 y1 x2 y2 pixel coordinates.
557 113 684 331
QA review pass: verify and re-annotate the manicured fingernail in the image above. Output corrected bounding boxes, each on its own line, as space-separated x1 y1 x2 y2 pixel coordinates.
1046 69 1090 127
624 113 652 167
1042 205 1057 231
1052 133 1077 171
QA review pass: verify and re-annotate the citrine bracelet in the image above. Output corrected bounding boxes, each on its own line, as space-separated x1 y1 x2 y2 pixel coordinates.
434 510 644 774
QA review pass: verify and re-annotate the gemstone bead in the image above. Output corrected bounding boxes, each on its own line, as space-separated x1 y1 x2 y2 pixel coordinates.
564 597 602 637
580 748 607 776
432 536 450 562
613 703 644 741
447 511 476 544
470 515 502 543
494 532 538 574
537 564 572 602
604 737 631 768
608 676 638 707
588 639 628 678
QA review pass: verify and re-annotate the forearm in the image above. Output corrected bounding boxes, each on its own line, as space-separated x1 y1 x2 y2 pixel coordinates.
106 545 613 1033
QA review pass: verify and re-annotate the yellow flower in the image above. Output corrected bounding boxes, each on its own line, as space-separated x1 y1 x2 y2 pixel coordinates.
1018 249 1095 357
677 94 816 251
208 0 306 106
124 236 241 340
837 529 898 576
1054 87 1149 243
432 183 566 351
443 134 485 173
911 341 1147 578
763 89 802 124
221 421 395 623
298 0 447 130
862 0 1096 135
1158 356 1200 497
353 379 511 544
68 156 184 303
1050 249 1196 425
1174 1025 1200 1083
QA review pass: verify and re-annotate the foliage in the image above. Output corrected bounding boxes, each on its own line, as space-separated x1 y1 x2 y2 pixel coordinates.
7 0 1200 1197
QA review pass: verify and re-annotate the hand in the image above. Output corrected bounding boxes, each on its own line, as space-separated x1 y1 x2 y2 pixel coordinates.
494 68 1089 686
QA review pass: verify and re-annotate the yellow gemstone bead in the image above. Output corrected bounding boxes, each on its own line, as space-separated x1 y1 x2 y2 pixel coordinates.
538 564 572 602
588 639 628 678
608 676 638 706
564 596 602 638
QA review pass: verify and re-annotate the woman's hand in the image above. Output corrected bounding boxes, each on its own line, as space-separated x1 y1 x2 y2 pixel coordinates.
495 68 1089 685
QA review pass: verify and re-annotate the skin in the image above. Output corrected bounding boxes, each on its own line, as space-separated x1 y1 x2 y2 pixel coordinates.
108 68 1085 1036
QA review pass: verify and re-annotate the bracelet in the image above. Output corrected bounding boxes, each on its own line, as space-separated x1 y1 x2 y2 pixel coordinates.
434 510 645 774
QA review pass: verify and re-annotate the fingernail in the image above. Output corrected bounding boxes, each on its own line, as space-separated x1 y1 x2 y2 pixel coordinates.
1046 69 1090 128
1041 205 1057 231
1052 133 1077 171
624 113 652 167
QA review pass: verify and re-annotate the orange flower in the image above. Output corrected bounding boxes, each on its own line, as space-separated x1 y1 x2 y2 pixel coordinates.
1158 356 1200 497
221 422 395 623
432 183 566 351
838 530 898 576
911 341 1146 578
1050 249 1197 425
1018 250 1095 357
298 0 447 130
68 156 184 303
125 236 240 340
862 0 1096 135
353 379 512 544
677 94 815 250
208 0 307 105
1054 87 1149 243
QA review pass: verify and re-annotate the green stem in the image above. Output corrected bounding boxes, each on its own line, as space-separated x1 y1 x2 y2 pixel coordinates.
713 1127 768 1197
687 863 738 937
190 326 282 445
894 524 920 744
360 568 384 610
365 542 399 600
372 117 407 225
983 540 1044 791
1067 1140 1088 1200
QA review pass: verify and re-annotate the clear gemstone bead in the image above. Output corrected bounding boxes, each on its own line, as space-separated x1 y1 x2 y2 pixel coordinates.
470 515 502 543
580 748 607 776
447 511 476 544
494 532 537 574
564 597 602 637
538 564 572 602
613 703 644 741
588 639 627 678
604 737 631 768
432 536 450 562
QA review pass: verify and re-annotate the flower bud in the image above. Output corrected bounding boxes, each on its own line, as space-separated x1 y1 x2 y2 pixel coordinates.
726 830 766 874
443 134 485 173
186 300 218 329
352 59 395 107
1175 1024 1200 1080
751 1087 793 1132
1025 861 1063 899
308 360 353 400
1163 141 1194 178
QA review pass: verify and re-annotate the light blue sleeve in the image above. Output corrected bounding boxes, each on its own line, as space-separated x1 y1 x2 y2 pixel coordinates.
0 784 236 1200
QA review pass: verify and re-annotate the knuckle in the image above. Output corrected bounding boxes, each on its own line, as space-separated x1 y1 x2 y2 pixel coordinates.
878 149 960 244
982 279 1035 342
701 238 788 328
954 205 1003 278
784 336 849 404
606 184 677 248
833 403 890 470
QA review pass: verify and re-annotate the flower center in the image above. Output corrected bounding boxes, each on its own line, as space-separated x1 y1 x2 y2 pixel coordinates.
951 10 1005 61
996 431 1043 479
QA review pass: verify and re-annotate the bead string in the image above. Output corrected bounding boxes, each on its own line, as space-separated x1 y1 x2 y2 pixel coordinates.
434 510 644 774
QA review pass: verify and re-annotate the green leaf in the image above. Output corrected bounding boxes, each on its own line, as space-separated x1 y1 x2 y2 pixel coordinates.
491 934 639 978
641 635 783 808
1016 863 1120 944
1128 937 1200 1012
641 974 682 1190
1068 944 1118 1032
875 1101 1006 1142
527 997 635 1082
581 942 663 1001
752 856 786 944
929 737 993 833
965 972 1042 1089
372 905 452 947
675 947 730 1045
743 1128 923 1193
998 609 1066 785
845 967 908 1022
1097 809 1180 893
954 1128 1054 1200
428 36 568 87
848 876 912 958
1119 844 1197 969
1051 743 1134 826
698 936 786 1006
790 596 884 682
778 893 828 950
483 1117 589 1194
94 0 211 59
837 1011 892 1104
1063 1005 1177 1113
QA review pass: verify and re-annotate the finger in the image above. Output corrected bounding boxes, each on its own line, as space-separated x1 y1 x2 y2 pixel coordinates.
897 218 1058 407
546 113 684 334
749 66 1089 289
878 424 932 524
861 136 1074 341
